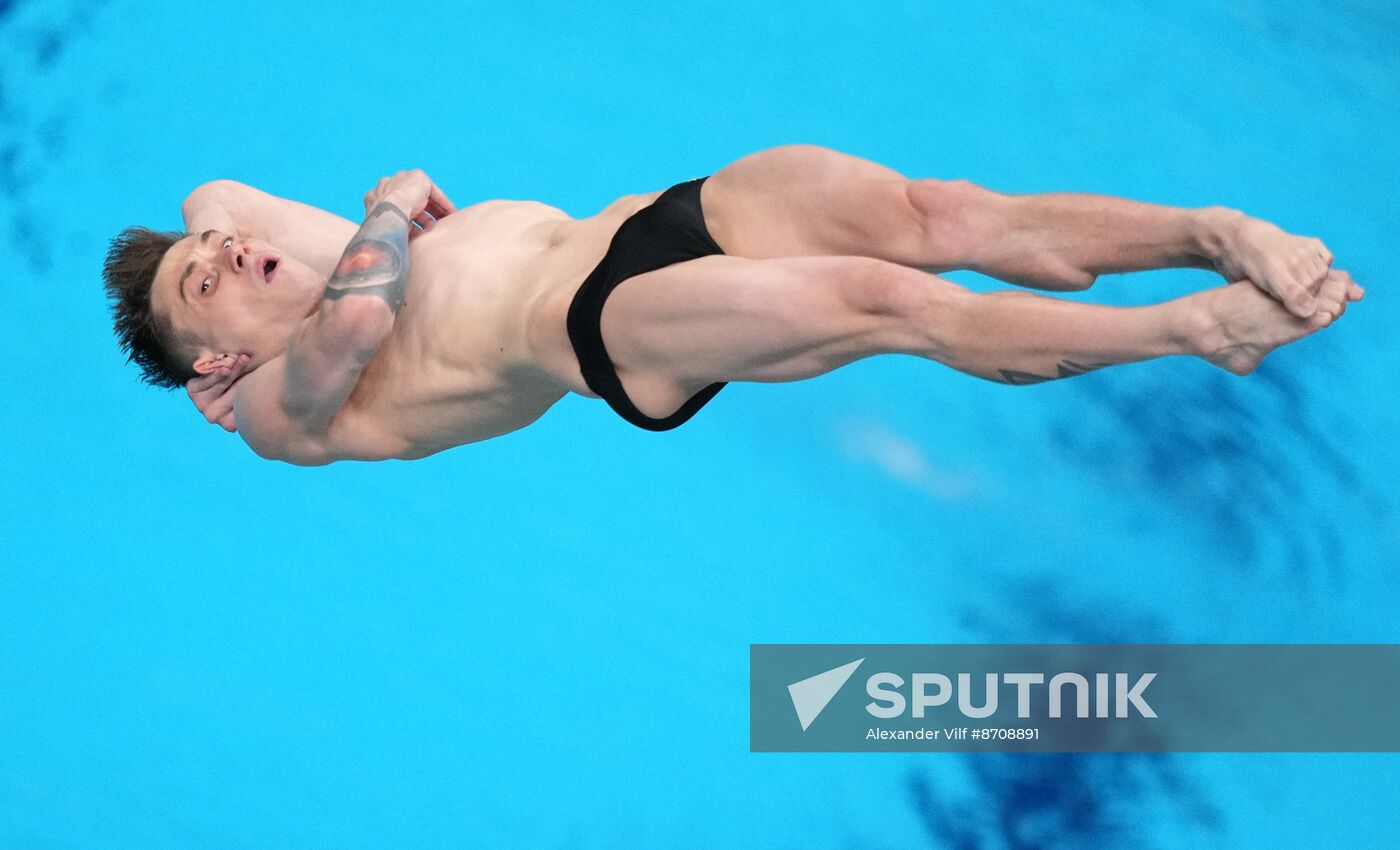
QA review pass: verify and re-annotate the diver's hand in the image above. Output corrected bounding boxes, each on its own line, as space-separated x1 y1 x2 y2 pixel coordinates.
363 169 457 241
186 353 251 433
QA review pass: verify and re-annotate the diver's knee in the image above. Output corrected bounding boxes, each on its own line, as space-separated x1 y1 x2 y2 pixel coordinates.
836 257 930 320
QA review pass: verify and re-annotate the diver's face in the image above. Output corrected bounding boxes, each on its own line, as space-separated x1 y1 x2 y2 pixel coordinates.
152 229 323 372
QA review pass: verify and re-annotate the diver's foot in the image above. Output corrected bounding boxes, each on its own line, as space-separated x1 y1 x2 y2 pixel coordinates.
1204 209 1336 318
1187 269 1361 375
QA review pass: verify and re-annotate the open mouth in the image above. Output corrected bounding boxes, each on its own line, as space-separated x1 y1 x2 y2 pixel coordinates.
261 257 279 283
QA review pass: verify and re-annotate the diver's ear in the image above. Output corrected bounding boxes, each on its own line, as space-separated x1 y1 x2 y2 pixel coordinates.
192 352 239 376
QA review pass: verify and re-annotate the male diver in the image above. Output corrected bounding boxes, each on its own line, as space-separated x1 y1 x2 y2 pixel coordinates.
103 145 1363 465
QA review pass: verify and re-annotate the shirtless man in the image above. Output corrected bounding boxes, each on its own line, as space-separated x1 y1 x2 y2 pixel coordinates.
102 145 1363 466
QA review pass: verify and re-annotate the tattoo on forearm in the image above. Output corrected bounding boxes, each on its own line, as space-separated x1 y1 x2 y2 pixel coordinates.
324 202 410 312
995 359 1110 385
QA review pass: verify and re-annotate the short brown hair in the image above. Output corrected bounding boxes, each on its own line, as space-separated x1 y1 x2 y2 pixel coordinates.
103 226 198 389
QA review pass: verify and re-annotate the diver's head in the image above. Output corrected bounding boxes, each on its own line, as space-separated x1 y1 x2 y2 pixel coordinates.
104 226 321 388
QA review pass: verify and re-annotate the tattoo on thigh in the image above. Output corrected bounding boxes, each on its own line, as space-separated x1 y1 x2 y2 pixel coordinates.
324 202 411 312
996 359 1110 385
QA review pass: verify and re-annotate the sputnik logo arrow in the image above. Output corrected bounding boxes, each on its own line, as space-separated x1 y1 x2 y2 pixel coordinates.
787 658 864 731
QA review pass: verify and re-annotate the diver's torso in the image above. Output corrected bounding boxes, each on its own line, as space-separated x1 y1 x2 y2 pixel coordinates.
314 190 665 461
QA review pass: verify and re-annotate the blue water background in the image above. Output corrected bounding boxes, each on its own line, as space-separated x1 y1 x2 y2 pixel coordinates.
2 0 1398 846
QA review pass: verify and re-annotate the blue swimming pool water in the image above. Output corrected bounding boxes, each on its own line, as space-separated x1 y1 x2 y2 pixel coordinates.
2 0 1397 846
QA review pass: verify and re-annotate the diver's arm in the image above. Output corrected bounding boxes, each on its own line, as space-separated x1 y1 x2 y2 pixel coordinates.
274 197 413 434
182 180 359 280
218 197 407 464
243 170 453 439
185 173 455 443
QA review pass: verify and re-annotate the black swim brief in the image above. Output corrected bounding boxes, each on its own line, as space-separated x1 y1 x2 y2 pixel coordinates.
565 176 728 432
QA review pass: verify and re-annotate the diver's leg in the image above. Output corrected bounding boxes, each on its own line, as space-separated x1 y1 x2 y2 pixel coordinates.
596 254 1357 416
702 144 1352 313
916 185 1342 317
